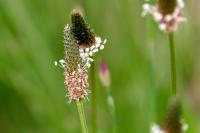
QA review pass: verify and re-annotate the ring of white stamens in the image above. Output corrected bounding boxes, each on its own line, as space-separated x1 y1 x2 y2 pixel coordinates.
142 0 186 32
79 36 107 69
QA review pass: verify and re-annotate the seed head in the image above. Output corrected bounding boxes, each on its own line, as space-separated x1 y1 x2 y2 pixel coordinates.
163 96 182 133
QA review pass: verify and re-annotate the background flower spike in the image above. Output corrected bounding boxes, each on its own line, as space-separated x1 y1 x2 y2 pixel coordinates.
142 0 186 32
163 96 182 133
150 96 188 133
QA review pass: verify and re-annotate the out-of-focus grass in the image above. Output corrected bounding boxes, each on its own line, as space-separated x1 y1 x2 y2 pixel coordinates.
0 0 200 132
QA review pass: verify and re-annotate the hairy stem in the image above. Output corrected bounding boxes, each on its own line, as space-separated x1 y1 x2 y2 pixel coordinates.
76 101 88 133
168 33 177 95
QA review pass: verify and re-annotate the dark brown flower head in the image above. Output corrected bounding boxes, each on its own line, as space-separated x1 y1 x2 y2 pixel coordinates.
164 96 182 133
71 8 95 48
158 0 177 15
70 7 107 68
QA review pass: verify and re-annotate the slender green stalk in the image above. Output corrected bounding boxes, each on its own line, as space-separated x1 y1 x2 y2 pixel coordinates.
106 87 117 133
168 33 177 96
76 101 88 133
90 62 96 133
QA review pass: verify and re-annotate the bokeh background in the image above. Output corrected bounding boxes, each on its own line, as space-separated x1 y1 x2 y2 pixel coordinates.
0 0 200 132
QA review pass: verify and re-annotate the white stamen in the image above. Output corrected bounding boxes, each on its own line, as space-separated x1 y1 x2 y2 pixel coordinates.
96 43 101 48
93 48 99 53
85 48 89 52
90 45 96 50
100 45 104 50
59 59 66 68
89 51 93 56
54 61 58 66
177 17 187 22
178 0 185 8
150 124 164 133
172 8 180 18
180 118 189 132
79 48 84 52
103 39 107 44
95 37 102 44
84 52 89 57
142 3 153 16
89 58 94 62
143 3 151 11
159 23 166 31
165 15 173 22
80 52 85 57
59 59 65 63
78 68 81 72
154 12 162 21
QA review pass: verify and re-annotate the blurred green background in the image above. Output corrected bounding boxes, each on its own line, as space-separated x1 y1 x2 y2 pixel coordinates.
0 0 200 132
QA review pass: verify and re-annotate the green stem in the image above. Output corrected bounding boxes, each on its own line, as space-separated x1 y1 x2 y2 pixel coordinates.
90 62 96 133
76 101 88 133
106 87 117 133
168 33 177 96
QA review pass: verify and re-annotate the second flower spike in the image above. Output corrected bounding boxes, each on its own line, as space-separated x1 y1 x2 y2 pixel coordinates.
142 0 186 33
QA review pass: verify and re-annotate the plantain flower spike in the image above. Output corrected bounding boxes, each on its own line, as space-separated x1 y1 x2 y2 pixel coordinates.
60 7 106 102
163 96 182 133
142 0 186 33
150 96 188 133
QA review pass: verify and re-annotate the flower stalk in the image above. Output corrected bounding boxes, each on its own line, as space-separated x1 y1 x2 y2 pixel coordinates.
60 7 106 133
90 62 97 133
99 59 117 133
168 33 177 96
142 0 188 132
77 101 88 133
106 86 117 133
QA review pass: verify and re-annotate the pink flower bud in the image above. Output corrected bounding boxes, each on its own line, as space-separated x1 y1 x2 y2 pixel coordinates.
99 59 111 87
